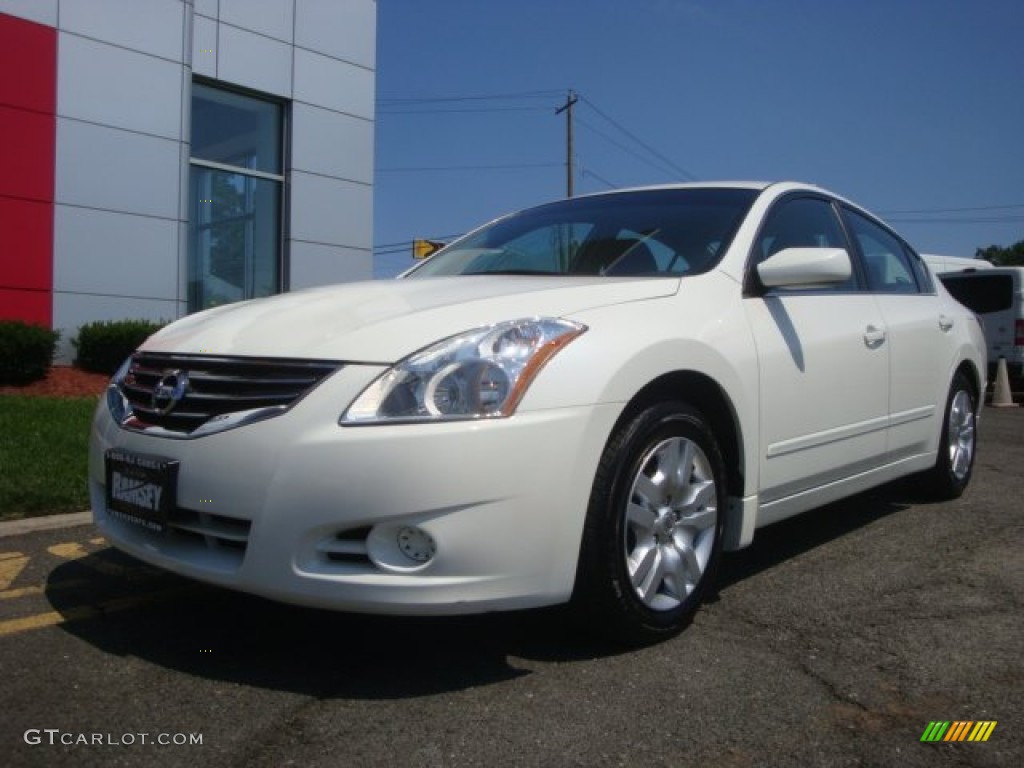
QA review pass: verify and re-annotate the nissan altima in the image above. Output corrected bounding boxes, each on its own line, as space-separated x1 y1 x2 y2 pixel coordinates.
89 182 985 644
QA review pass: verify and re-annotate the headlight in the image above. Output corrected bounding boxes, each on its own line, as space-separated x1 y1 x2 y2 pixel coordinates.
341 317 586 424
106 356 134 424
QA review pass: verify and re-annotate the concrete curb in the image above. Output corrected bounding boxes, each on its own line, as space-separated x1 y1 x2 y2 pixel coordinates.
0 511 93 539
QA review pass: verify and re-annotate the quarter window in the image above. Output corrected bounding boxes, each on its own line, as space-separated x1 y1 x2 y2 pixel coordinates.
188 83 285 312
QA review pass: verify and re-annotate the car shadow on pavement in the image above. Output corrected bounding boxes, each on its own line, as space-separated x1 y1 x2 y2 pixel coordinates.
716 479 917 593
46 479 924 699
45 551 613 699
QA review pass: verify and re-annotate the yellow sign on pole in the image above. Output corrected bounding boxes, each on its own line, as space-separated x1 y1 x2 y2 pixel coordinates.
413 239 446 259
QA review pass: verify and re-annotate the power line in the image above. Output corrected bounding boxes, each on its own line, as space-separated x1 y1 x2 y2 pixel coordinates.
378 106 550 115
878 203 1024 215
374 88 568 186
578 95 698 181
377 162 560 173
886 216 1024 225
581 167 619 190
374 234 464 256
375 88 701 190
373 236 453 250
377 89 564 105
577 116 679 182
374 243 425 256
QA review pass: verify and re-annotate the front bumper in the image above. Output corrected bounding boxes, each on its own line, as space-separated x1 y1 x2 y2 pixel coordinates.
89 364 619 615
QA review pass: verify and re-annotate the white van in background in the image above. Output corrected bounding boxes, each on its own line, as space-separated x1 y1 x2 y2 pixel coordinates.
930 259 1024 383
921 253 993 273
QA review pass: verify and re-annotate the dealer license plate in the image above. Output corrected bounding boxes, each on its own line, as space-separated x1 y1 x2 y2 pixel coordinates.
105 449 178 532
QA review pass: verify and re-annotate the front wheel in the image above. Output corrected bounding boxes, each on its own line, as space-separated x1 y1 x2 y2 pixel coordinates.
573 402 726 645
917 372 978 500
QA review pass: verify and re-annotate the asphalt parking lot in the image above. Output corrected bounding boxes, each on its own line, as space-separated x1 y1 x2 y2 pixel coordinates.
0 408 1021 767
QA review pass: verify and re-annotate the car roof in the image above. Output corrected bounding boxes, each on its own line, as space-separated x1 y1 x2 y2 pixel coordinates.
567 180 833 200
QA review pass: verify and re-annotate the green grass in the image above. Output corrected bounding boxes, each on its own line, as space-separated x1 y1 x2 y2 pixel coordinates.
0 395 98 520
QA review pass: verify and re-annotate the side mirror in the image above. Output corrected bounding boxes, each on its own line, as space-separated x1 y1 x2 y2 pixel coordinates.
758 247 851 288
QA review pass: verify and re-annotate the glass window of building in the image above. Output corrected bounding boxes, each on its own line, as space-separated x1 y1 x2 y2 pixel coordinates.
189 82 284 312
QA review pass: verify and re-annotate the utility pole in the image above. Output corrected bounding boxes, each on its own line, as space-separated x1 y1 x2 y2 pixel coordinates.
555 89 578 197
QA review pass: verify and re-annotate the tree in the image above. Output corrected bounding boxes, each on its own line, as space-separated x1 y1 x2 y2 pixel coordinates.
976 240 1024 266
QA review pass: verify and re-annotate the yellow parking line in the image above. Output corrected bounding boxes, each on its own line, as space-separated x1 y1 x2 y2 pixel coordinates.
47 541 159 579
0 608 86 636
0 589 189 638
0 552 29 590
0 579 91 600
0 585 43 600
0 537 185 638
48 542 90 560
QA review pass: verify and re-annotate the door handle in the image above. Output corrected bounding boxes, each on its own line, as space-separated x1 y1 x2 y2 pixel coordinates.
864 325 886 348
939 314 954 332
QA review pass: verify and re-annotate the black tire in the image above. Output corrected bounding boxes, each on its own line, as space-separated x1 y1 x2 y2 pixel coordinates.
572 401 726 645
917 372 978 500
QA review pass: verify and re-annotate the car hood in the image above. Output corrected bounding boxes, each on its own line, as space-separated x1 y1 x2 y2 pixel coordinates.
143 276 679 362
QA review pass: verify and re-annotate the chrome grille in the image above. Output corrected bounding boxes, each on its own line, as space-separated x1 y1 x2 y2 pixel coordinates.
119 352 340 435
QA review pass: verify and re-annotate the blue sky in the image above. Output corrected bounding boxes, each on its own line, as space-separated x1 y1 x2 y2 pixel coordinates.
372 0 1023 276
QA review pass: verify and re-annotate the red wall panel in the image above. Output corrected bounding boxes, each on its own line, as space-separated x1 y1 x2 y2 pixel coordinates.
0 13 56 327
0 105 56 202
0 13 56 113
0 197 52 290
0 288 49 325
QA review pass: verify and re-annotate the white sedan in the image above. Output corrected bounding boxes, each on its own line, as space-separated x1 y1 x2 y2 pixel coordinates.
89 182 985 644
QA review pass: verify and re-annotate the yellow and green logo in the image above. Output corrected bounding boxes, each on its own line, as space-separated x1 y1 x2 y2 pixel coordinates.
920 721 997 742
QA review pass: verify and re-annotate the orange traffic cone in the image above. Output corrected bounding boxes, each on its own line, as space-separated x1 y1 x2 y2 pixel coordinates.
991 357 1017 407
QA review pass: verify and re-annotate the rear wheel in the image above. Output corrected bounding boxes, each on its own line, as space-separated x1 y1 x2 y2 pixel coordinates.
918 372 977 499
573 401 726 645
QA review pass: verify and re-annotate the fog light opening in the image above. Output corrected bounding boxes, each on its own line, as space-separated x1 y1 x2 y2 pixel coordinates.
397 526 436 564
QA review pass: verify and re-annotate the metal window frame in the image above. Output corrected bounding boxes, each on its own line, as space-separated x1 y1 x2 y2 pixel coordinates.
188 78 288 312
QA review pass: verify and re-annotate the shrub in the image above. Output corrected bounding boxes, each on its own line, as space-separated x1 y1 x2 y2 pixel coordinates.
0 320 60 385
73 319 165 375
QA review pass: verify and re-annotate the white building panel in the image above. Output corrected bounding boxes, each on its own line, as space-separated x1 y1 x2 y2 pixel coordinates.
220 0 294 44
192 13 218 78
290 171 372 250
59 0 185 63
0 0 57 26
58 32 183 141
295 0 375 69
292 103 373 185
54 206 179 300
2 0 376 357
294 47 374 119
289 241 372 290
194 0 217 19
54 292 180 359
218 23 293 98
56 118 182 220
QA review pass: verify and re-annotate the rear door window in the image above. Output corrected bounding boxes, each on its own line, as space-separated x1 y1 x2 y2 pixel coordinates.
842 208 921 294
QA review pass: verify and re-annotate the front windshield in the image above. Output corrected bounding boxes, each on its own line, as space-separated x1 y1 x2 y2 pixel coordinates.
406 188 759 278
